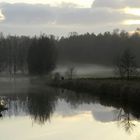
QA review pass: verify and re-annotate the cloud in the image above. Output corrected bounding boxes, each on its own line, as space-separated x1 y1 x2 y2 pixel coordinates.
92 0 140 8
1 3 55 24
1 2 138 26
125 0 140 8
0 2 140 36
92 0 123 8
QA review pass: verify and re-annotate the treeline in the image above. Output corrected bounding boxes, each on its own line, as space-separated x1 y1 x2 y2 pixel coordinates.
0 33 56 76
57 29 140 66
0 29 140 76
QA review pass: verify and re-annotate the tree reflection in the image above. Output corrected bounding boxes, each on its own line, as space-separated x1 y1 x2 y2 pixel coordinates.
59 89 98 108
1 85 140 131
0 87 59 124
27 87 58 124
117 108 135 134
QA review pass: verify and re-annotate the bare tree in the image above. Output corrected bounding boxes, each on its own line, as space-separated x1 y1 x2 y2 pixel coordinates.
115 49 137 80
65 66 76 80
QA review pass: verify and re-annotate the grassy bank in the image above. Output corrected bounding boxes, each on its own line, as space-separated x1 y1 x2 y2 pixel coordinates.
50 78 140 103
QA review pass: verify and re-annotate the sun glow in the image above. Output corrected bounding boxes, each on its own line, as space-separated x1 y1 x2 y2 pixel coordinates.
0 0 94 8
124 7 140 16
123 20 140 25
123 7 140 25
0 10 5 21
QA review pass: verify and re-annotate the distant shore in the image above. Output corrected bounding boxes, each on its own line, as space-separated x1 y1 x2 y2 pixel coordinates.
50 78 140 103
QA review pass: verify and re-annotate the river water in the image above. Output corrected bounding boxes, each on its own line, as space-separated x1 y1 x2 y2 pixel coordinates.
0 78 140 140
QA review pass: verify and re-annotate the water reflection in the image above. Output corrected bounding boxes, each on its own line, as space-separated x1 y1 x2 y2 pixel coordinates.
117 109 136 134
0 83 140 134
27 88 58 124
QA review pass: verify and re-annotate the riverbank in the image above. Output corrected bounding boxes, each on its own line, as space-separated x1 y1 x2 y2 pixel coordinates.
50 78 140 103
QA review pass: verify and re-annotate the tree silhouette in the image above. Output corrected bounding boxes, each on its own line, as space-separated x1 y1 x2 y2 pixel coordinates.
65 66 76 79
115 49 137 79
27 35 56 75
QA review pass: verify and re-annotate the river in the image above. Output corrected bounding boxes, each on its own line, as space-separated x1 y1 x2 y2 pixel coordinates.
0 78 139 140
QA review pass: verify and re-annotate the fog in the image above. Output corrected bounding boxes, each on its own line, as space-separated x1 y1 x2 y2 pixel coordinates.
54 64 114 78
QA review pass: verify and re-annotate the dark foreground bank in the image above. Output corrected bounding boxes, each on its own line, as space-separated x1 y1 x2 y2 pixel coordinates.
50 78 140 103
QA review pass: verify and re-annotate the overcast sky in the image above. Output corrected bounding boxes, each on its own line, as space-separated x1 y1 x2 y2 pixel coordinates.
0 0 140 36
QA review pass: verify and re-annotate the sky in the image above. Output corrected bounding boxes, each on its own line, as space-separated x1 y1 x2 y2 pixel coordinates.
0 0 140 36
